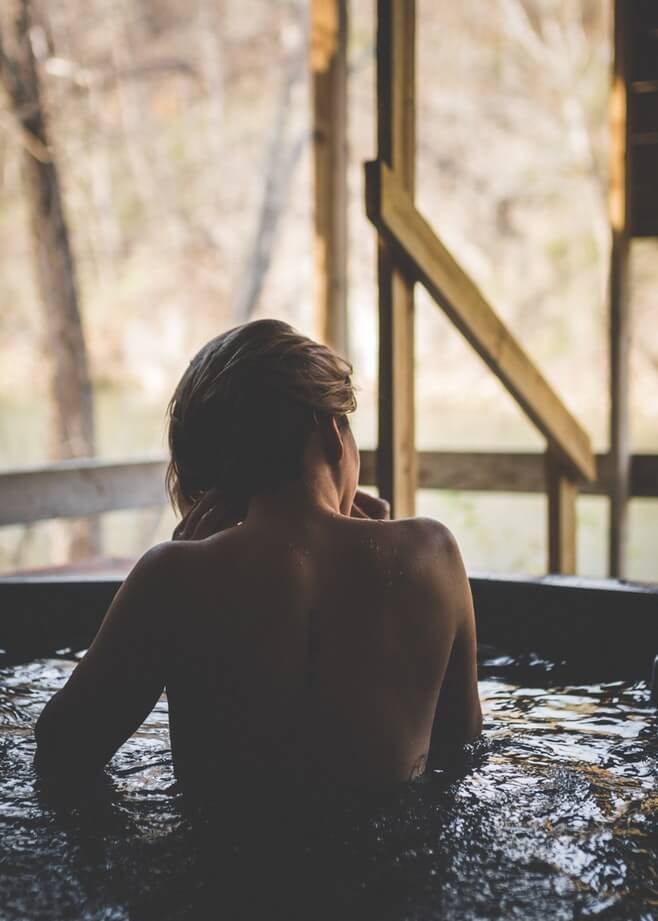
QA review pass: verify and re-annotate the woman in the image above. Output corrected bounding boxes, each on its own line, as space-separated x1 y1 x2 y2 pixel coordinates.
34 319 481 796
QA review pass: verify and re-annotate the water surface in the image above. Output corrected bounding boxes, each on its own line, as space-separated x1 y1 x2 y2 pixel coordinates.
0 655 656 920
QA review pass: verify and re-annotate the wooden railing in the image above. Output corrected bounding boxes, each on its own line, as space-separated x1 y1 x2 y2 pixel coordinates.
308 0 657 577
1 2 655 581
368 0 599 574
366 160 597 484
0 458 167 526
1 453 657 527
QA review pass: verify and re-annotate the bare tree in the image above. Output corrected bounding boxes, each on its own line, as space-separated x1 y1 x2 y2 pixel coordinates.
233 9 308 323
0 0 96 558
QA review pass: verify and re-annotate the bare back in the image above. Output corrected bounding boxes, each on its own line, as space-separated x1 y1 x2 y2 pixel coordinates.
165 514 480 792
34 513 481 796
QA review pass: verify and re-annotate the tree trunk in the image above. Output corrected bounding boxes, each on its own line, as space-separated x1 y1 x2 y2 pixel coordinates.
0 0 97 559
233 28 307 323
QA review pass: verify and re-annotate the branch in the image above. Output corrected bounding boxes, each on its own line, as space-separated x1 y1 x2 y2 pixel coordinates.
0 28 8 77
0 107 50 160
0 26 19 101
233 18 308 321
1 0 32 100
43 55 201 92
499 0 549 66
233 69 306 320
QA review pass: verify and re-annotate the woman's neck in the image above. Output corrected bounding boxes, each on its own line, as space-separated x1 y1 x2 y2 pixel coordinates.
245 471 346 526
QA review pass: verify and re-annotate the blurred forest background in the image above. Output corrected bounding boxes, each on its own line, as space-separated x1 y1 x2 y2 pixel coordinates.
0 0 656 578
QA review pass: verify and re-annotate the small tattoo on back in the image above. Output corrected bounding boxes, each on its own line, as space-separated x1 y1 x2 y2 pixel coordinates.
409 752 428 781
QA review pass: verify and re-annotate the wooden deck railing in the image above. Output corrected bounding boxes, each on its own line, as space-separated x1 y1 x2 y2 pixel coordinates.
1 453 656 527
0 458 167 526
368 0 600 574
365 160 597 484
1 2 655 580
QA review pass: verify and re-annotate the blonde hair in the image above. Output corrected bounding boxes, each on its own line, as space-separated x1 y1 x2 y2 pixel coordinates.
166 319 357 517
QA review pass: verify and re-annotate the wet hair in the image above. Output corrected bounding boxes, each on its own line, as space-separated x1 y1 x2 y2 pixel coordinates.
166 319 357 517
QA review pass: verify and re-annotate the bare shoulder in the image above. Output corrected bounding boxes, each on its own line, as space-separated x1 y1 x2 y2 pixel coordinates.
128 532 236 584
393 515 461 561
118 540 185 606
394 516 468 602
130 540 179 582
131 528 244 597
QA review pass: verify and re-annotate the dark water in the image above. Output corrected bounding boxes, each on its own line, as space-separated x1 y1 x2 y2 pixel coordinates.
0 655 657 921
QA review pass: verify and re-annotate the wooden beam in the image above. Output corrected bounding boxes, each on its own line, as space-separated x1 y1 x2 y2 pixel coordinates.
0 458 167 526
546 451 578 574
627 453 658 498
310 0 348 356
608 0 632 577
375 0 417 518
1 451 657 528
359 450 658 497
627 1 658 236
365 159 596 484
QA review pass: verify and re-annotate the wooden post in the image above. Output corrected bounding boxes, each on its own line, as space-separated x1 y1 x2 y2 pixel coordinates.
608 0 632 578
546 452 577 574
365 159 596 483
376 0 416 517
311 0 348 356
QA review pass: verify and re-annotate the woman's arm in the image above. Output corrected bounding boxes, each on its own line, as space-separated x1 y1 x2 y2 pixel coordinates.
428 527 482 752
34 543 175 788
430 600 482 749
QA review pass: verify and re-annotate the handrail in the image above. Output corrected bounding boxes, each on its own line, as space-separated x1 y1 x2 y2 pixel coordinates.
0 457 167 526
1 452 656 527
365 159 597 483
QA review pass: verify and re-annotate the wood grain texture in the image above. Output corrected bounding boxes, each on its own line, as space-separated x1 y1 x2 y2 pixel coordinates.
0 458 167 526
311 0 348 355
360 450 657 497
375 0 417 518
546 451 578 574
608 0 632 577
1 451 657 526
366 159 596 483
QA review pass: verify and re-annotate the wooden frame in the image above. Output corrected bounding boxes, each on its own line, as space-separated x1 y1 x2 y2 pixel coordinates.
364 2 604 574
546 453 578 574
0 458 167 526
375 0 417 519
606 1 658 575
365 157 595 574
366 160 596 484
311 0 349 356
608 0 632 578
1 3 656 581
2 452 656 528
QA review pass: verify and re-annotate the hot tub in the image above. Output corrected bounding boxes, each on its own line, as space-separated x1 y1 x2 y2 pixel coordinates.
0 574 657 920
